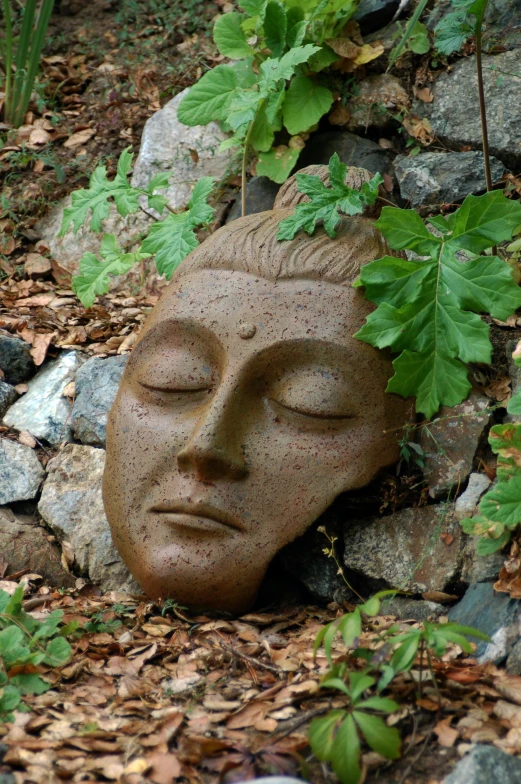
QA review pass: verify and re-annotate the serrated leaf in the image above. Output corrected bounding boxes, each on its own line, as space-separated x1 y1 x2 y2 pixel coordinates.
178 65 239 126
72 235 151 309
187 177 215 227
353 712 401 759
259 44 320 87
141 215 199 279
282 74 333 134
375 207 441 256
450 191 521 254
434 9 474 54
257 144 301 183
240 0 267 17
309 710 345 761
308 43 341 71
43 637 72 667
0 684 21 714
214 12 253 58
10 673 50 695
263 1 287 57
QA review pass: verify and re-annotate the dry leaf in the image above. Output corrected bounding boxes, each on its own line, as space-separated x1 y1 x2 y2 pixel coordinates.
30 333 53 366
422 591 458 603
433 717 459 747
18 431 37 448
63 128 96 148
354 43 384 64
494 671 521 705
414 86 434 103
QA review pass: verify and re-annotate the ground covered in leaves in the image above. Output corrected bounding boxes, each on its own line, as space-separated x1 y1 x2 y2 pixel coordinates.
4 576 521 784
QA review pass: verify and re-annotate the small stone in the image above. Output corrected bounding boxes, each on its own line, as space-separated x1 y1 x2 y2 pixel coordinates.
4 351 85 445
0 333 35 384
380 596 445 622
0 438 44 504
0 507 74 587
24 252 52 278
394 151 505 208
448 582 521 663
0 380 18 418
419 391 492 499
442 744 521 784
506 638 521 675
38 444 138 592
455 473 493 520
344 74 409 131
343 505 464 594
71 356 128 446
461 537 504 585
226 176 280 223
354 0 400 34
414 50 521 168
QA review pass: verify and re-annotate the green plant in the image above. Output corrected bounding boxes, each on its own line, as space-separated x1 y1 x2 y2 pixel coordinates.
310 592 489 783
0 586 75 722
1 0 55 127
177 0 359 209
389 20 430 65
60 149 215 308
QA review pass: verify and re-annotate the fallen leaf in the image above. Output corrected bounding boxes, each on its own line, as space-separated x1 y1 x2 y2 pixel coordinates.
63 128 96 148
18 431 36 448
30 333 53 366
494 671 521 705
433 717 459 747
354 43 384 64
422 591 458 603
414 86 434 103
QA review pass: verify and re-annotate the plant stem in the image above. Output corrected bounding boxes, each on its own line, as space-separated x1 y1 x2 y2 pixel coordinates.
426 647 442 709
3 0 13 120
475 19 492 193
241 117 256 218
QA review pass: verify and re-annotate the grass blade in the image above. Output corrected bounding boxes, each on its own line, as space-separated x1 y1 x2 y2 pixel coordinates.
387 0 429 71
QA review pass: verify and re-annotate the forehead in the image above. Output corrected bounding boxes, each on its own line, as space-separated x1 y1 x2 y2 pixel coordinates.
142 269 374 351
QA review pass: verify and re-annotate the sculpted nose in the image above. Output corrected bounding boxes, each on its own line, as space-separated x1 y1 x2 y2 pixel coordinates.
176 393 248 481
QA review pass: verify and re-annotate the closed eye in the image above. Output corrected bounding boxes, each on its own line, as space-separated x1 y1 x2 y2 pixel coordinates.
270 399 355 420
139 381 213 394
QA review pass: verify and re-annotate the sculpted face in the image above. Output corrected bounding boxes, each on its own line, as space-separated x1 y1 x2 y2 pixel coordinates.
103 268 409 614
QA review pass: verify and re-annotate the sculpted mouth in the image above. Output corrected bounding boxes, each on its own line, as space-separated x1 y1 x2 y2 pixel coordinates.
149 501 244 533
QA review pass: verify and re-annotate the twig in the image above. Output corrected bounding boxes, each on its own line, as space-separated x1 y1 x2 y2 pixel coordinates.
217 640 282 674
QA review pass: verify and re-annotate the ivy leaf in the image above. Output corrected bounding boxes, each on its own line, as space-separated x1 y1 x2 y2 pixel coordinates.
177 65 240 126
282 74 333 134
277 152 382 240
213 12 253 59
72 235 151 309
257 144 302 183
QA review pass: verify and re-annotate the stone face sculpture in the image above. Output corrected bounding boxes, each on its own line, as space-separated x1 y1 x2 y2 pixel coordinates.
103 166 411 614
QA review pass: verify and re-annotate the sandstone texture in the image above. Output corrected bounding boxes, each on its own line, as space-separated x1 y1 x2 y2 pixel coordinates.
38 444 138 593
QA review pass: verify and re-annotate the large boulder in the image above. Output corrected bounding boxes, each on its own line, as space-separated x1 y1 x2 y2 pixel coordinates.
343 504 464 594
442 744 521 784
394 151 505 208
38 444 138 593
414 50 521 168
0 438 44 504
0 334 35 384
72 355 128 446
3 351 85 445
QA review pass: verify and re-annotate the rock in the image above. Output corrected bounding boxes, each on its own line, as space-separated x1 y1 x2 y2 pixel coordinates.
0 381 18 417
38 444 138 592
0 507 74 587
419 392 492 499
343 505 463 594
485 0 521 48
343 74 409 132
354 0 400 34
414 50 521 168
0 438 44 504
131 88 233 215
443 744 521 784
461 538 504 585
299 130 393 176
4 351 85 445
448 582 521 663
35 198 153 278
0 333 35 384
455 473 493 520
72 356 128 446
226 177 281 223
382 596 445 621
394 151 505 208
506 638 521 675
233 780 305 784
24 253 52 279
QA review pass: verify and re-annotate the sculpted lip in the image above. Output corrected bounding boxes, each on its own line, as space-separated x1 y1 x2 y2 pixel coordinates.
149 501 244 532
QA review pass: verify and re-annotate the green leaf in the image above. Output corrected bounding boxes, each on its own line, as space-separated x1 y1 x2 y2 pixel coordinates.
508 390 521 415
353 712 401 759
0 684 21 714
450 191 521 254
408 21 430 54
308 43 341 71
309 710 345 761
257 145 301 183
0 626 24 659
259 44 320 86
282 74 333 134
375 207 441 256
263 1 287 57
390 633 420 672
177 65 239 126
480 475 521 528
10 673 50 695
338 610 362 648
287 18 308 48
357 696 399 713
349 671 375 703
72 235 151 309
43 637 72 667
476 529 511 554
250 103 276 152
240 0 267 17
186 176 215 226
331 714 361 784
434 10 474 54
213 12 253 58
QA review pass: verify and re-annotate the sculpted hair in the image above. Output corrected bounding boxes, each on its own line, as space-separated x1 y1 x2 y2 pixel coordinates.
175 166 389 287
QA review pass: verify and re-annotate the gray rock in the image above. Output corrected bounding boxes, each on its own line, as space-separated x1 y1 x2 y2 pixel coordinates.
4 351 85 445
343 505 464 594
414 50 521 168
455 473 493 520
299 131 393 177
448 582 521 663
131 88 233 216
443 744 521 784
354 0 400 34
0 506 74 587
38 444 138 593
380 596 445 621
226 177 280 224
485 0 521 48
72 356 128 446
0 334 35 384
419 391 492 499
0 438 44 504
506 637 521 675
461 537 505 585
0 381 18 418
394 151 505 208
